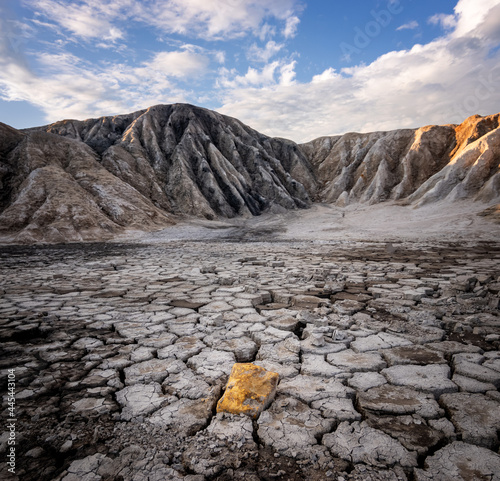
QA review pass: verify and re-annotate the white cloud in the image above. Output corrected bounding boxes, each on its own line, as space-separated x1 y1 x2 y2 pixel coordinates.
143 50 209 77
429 0 500 36
26 0 302 41
283 15 300 38
258 23 277 41
218 62 281 88
217 58 297 88
0 40 210 122
279 60 296 86
214 51 226 64
397 20 419 31
311 68 339 83
218 0 500 142
247 41 284 62
3 0 304 124
5 0 500 148
136 0 301 39
428 13 457 30
25 0 128 41
451 0 500 37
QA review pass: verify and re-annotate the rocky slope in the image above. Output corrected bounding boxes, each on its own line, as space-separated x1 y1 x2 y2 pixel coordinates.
0 123 173 244
0 104 498 243
38 104 316 219
301 113 500 207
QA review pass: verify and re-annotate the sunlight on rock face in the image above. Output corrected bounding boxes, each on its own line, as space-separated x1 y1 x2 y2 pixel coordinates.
216 363 279 419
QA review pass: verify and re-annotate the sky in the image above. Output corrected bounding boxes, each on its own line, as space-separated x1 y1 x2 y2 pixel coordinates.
0 0 499 142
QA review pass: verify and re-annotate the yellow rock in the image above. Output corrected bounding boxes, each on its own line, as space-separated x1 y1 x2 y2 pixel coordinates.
216 363 279 419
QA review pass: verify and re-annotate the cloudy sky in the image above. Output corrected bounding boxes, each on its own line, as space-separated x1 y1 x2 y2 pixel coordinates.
1 0 499 142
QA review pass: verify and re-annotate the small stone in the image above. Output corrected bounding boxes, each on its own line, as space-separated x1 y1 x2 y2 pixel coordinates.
217 363 279 419
332 299 365 315
57 440 73 453
292 295 325 309
348 372 387 391
26 447 45 458
311 332 325 346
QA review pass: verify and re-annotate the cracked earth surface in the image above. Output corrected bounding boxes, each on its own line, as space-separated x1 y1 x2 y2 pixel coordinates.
1 239 500 481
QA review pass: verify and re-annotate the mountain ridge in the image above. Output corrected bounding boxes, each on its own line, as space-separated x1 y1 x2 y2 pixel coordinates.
0 104 498 243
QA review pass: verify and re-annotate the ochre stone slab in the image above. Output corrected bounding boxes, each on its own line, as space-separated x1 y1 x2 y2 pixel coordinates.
216 363 279 419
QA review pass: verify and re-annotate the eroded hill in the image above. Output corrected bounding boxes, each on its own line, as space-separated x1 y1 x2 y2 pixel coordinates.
0 104 498 243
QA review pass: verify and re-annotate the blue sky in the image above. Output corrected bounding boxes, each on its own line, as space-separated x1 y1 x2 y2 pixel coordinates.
0 0 499 142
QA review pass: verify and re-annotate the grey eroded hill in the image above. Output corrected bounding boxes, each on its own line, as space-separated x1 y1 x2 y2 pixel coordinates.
0 104 498 243
301 113 500 207
0 124 173 244
38 104 316 218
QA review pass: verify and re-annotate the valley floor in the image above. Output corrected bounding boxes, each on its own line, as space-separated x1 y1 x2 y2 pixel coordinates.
118 200 500 245
1 235 500 481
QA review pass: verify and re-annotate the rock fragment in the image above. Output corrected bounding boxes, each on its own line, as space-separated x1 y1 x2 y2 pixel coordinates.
358 385 444 418
381 364 457 398
382 345 446 366
327 349 386 372
183 413 257 477
187 349 236 382
453 359 500 388
414 441 500 481
149 397 215 436
351 333 412 352
115 383 171 421
257 396 333 459
323 421 418 468
366 415 446 455
439 392 500 448
216 363 279 419
278 374 354 403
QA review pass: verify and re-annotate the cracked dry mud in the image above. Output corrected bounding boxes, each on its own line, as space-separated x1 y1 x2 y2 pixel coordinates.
1 239 500 481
